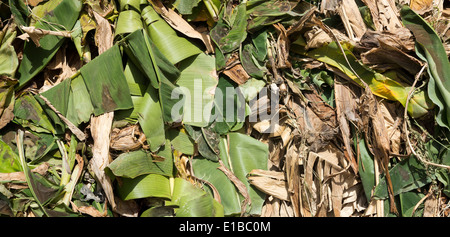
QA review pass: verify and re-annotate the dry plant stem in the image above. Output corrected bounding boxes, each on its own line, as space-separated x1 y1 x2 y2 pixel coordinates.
321 22 398 215
403 64 450 170
373 157 384 217
90 112 116 209
20 26 72 38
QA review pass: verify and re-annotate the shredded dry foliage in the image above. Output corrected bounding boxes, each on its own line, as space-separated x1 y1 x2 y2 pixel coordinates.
1 0 450 217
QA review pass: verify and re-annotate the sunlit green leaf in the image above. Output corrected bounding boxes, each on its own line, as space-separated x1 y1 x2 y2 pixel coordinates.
171 177 224 217
192 156 241 215
115 10 143 36
167 129 194 155
118 174 171 200
401 6 450 129
173 0 201 15
80 44 134 116
212 76 246 135
357 136 375 201
399 191 425 217
142 5 202 64
192 133 268 216
176 53 218 127
137 84 165 152
66 75 94 126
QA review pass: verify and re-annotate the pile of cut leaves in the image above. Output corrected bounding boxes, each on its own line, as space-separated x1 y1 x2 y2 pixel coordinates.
0 0 449 217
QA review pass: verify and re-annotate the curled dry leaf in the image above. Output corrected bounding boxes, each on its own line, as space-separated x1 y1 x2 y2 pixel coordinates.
71 201 108 217
110 125 147 151
273 23 291 68
223 63 250 85
337 0 367 40
361 40 424 74
335 79 359 174
248 169 289 201
91 10 113 54
360 0 402 31
304 27 332 50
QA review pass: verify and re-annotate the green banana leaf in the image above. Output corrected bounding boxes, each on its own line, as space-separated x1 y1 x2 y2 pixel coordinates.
212 76 246 135
13 94 56 134
176 53 218 127
120 175 223 216
373 155 432 199
401 6 450 129
108 144 174 179
222 133 268 215
0 22 18 77
240 29 268 79
159 74 184 123
399 191 425 217
30 0 64 24
16 130 63 217
122 29 183 123
239 77 266 102
137 84 166 152
167 128 194 155
357 137 375 202
210 2 248 54
191 156 242 215
118 174 172 200
245 0 305 32
141 5 202 65
123 60 148 96
66 75 95 126
185 125 220 161
246 0 295 17
16 0 82 89
80 44 133 116
8 0 28 27
115 10 143 36
292 41 433 118
171 178 224 217
0 139 21 173
192 132 268 216
122 29 160 89
23 132 57 163
173 0 201 15
118 0 147 11
36 78 71 134
140 206 174 217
